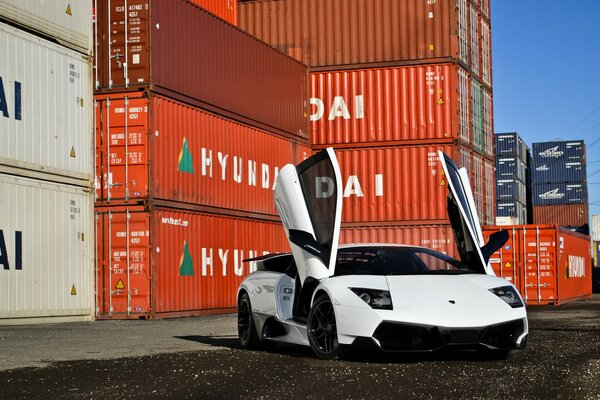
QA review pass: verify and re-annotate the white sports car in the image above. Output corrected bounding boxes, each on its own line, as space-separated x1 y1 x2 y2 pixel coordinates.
237 149 528 359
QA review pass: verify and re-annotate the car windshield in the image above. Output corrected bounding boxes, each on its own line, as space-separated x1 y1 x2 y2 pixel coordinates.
334 246 476 276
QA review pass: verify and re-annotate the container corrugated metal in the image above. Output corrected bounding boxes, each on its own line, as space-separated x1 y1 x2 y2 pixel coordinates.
340 224 457 259
333 144 494 224
495 216 519 226
497 201 527 223
532 160 586 184
0 22 93 185
238 0 483 72
95 206 288 318
496 156 527 183
480 17 492 87
0 173 93 323
483 225 592 305
532 140 586 165
592 215 600 242
94 92 310 216
483 157 495 226
94 0 308 140
310 64 472 147
496 179 527 203
532 183 587 206
189 0 237 25
0 0 92 54
495 132 529 160
532 204 589 227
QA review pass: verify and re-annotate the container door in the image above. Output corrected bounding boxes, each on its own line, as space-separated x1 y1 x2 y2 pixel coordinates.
520 227 558 304
438 151 506 275
96 208 151 318
485 227 521 290
274 148 342 284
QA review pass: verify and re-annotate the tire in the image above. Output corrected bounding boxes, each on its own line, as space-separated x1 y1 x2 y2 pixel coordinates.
238 292 259 349
307 294 342 360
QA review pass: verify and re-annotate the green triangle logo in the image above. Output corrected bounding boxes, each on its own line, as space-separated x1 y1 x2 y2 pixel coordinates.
179 241 194 276
178 137 195 174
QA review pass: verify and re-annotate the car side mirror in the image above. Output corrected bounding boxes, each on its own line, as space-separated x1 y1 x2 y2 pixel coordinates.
480 230 509 264
288 229 323 258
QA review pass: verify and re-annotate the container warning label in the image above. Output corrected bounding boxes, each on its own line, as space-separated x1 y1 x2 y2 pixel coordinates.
70 147 76 158
115 279 125 290
66 4 72 16
505 261 512 268
71 284 77 295
439 178 447 186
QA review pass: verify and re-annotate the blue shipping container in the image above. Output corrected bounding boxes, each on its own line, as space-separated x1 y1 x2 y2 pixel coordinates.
532 160 586 183
497 179 527 202
495 132 528 160
496 201 527 222
532 140 585 165
532 182 588 206
496 156 527 182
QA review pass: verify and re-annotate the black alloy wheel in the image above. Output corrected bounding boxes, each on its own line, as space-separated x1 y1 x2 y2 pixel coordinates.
238 292 259 349
307 294 342 359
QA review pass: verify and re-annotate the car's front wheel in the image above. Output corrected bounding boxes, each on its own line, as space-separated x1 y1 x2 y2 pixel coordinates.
238 292 259 349
307 294 342 359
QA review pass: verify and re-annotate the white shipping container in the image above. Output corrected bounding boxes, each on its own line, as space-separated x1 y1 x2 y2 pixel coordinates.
0 22 93 186
0 173 93 324
0 0 92 54
592 215 600 242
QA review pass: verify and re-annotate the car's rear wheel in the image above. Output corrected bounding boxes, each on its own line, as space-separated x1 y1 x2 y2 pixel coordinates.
238 292 259 349
308 294 342 360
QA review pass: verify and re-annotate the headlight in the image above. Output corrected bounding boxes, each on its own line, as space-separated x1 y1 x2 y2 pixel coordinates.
350 288 393 310
489 285 524 308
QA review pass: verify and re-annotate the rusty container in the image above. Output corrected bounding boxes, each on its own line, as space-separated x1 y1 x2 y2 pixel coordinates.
309 64 492 157
95 205 289 319
94 0 308 140
532 204 589 228
94 92 310 217
238 0 487 75
483 225 592 305
332 143 495 225
340 224 458 259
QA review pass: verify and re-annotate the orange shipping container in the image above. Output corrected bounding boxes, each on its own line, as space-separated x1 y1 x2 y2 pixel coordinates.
94 0 308 139
94 92 310 217
483 225 592 305
532 204 589 228
310 64 492 157
189 0 238 25
332 144 495 225
95 206 289 319
238 0 486 74
340 224 458 259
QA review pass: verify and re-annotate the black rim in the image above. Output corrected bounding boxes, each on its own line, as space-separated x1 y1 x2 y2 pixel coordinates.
309 299 338 354
238 298 250 343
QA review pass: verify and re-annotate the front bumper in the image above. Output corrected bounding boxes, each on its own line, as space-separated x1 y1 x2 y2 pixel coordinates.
356 318 528 352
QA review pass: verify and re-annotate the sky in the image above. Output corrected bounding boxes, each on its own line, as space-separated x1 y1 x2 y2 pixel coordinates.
491 1 600 221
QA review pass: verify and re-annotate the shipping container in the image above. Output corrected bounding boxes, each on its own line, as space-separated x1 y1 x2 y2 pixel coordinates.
531 160 586 184
496 216 519 226
189 0 237 25
532 183 587 206
497 201 527 224
94 92 310 216
532 140 586 165
592 215 600 241
495 132 528 160
332 144 494 225
310 64 477 147
0 0 92 54
0 22 93 185
483 225 592 305
340 224 457 259
483 158 495 226
0 173 93 324
95 205 288 318
94 0 308 140
496 156 527 183
496 179 527 203
238 0 484 72
532 204 589 227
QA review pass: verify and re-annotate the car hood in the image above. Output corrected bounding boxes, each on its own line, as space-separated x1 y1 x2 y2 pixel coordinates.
383 274 526 327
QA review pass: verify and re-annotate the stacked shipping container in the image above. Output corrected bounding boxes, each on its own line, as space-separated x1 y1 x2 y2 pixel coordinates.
0 3 94 324
494 132 530 225
93 0 310 318
531 141 589 228
239 0 495 256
